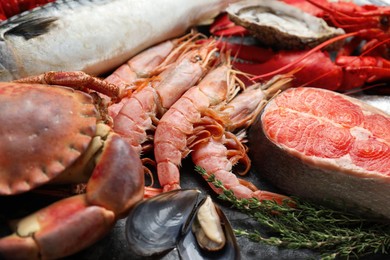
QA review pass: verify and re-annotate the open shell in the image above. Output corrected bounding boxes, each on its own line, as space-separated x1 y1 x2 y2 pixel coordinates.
125 189 240 259
125 189 202 257
177 196 241 260
191 196 226 251
226 0 345 50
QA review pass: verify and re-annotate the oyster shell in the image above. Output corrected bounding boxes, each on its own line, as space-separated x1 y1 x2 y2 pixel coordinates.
226 0 345 50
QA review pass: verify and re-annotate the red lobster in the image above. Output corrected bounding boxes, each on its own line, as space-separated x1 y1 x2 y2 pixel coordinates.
0 0 54 21
210 0 390 93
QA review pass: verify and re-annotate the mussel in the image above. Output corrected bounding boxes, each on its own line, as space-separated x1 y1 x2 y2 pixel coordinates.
177 196 240 260
125 189 240 259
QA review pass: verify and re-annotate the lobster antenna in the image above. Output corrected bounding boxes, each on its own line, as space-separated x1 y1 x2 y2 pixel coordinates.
251 31 360 81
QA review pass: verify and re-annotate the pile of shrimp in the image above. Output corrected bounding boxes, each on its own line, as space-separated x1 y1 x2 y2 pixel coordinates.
104 31 293 203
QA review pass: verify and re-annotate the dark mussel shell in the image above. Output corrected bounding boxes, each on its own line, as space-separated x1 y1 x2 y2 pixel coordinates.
177 196 241 260
126 189 240 259
125 189 203 257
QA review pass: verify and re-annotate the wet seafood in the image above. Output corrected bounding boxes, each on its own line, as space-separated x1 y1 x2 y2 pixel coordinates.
125 189 240 259
152 54 293 203
214 38 390 91
154 63 243 192
104 33 203 121
126 189 202 256
104 33 203 95
177 196 240 259
0 0 237 81
112 39 217 156
248 87 390 219
192 75 294 204
224 0 345 50
0 72 144 259
209 0 390 92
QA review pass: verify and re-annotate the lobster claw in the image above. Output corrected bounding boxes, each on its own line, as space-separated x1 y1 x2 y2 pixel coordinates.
0 133 144 259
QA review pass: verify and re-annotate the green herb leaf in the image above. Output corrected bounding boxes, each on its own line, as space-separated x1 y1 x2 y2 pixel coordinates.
195 165 390 259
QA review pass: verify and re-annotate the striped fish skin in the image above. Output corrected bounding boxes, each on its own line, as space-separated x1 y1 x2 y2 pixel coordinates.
0 0 236 81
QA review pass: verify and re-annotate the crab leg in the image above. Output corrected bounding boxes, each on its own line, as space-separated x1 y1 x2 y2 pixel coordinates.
14 71 121 100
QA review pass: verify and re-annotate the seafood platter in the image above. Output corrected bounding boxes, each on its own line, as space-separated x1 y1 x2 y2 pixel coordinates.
0 0 389 259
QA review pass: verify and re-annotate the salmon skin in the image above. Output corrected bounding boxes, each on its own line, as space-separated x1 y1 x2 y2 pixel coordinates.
248 87 390 220
0 0 236 81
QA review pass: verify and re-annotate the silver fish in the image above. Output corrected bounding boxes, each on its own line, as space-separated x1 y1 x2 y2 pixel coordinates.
0 0 236 81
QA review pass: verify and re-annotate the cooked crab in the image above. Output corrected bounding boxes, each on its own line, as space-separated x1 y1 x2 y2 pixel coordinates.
0 71 144 259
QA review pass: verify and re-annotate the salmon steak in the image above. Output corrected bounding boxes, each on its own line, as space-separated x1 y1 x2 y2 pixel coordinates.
248 87 390 219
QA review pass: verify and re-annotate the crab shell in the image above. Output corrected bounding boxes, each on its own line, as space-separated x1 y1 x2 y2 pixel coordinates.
0 82 105 195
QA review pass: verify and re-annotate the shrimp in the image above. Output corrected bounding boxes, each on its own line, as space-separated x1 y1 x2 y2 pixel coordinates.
112 40 218 155
191 74 294 204
105 33 202 91
105 32 202 118
154 61 244 192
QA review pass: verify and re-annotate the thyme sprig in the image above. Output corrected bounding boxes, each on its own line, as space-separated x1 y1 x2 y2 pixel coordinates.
194 165 390 260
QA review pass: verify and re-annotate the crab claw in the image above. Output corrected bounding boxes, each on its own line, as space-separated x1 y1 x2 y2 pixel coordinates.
0 195 115 259
0 133 144 259
87 133 145 218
